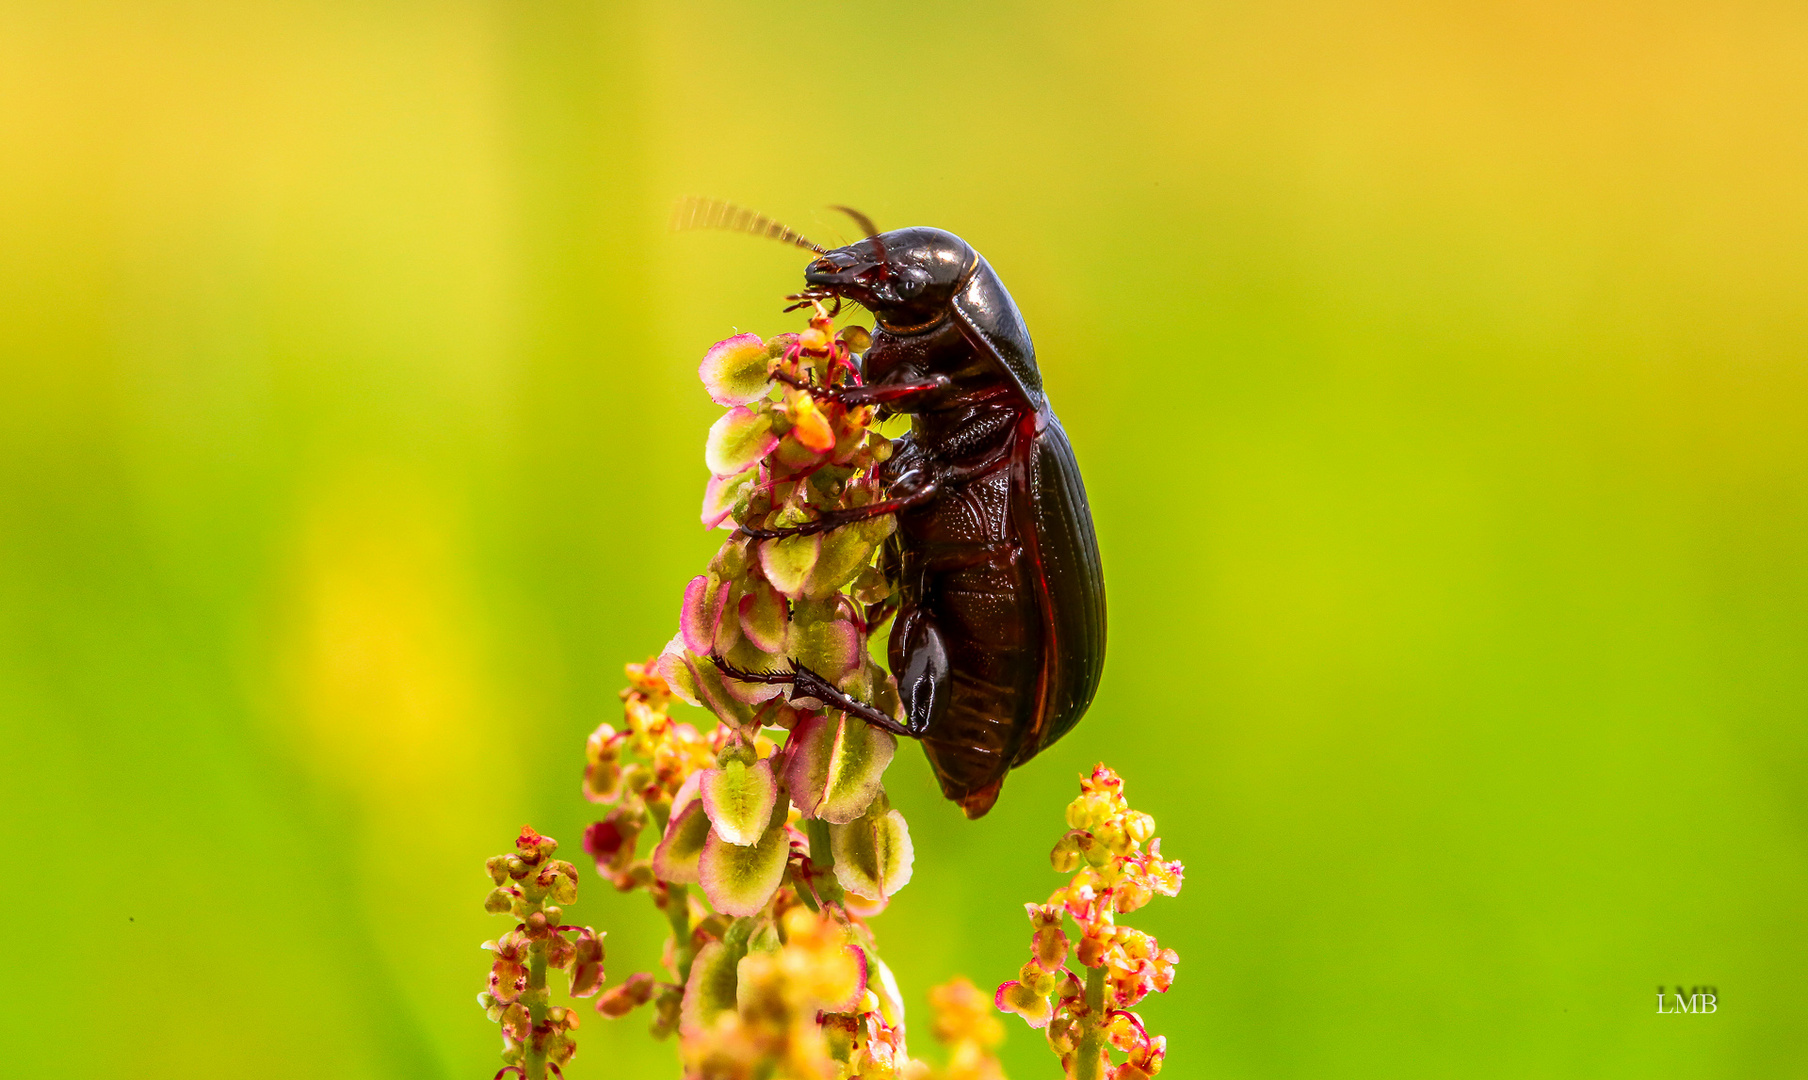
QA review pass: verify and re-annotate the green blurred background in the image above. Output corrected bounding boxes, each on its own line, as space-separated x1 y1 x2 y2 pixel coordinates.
2 0 1803 1076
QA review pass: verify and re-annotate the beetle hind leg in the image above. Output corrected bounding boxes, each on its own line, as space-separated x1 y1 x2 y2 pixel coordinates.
710 654 917 738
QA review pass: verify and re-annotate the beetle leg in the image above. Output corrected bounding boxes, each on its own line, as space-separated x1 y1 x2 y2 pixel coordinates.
773 373 952 410
941 428 1019 483
892 612 952 738
741 429 1006 542
709 655 915 737
786 663 917 737
916 540 1022 572
737 474 939 540
827 375 950 410
708 655 794 687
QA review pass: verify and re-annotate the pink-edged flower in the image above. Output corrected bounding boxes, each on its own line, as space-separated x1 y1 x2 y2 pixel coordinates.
994 979 1054 1028
696 813 791 916
786 710 895 823
705 406 780 476
698 754 779 846
699 332 773 406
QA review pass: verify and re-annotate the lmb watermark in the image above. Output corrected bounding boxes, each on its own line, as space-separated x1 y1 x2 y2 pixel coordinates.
1655 985 1718 1014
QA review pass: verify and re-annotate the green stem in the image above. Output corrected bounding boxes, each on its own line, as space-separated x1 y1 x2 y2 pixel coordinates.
665 884 694 983
804 818 844 906
525 938 549 1080
806 818 834 868
1073 964 1108 1080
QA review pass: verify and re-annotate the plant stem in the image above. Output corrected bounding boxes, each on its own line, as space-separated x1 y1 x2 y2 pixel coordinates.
525 937 549 1080
666 883 694 983
806 818 834 868
804 818 845 905
1073 964 1108 1080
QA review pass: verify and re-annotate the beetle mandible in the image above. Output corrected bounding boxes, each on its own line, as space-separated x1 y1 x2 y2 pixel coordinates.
703 208 1106 818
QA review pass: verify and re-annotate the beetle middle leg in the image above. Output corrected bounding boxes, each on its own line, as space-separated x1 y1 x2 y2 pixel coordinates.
709 654 918 738
737 470 940 541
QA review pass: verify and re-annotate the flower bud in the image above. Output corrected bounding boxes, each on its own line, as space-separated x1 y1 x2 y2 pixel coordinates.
583 758 623 804
569 929 605 998
619 762 653 795
1033 923 1070 972
500 1002 531 1042
1115 880 1154 914
483 887 518 915
995 980 1053 1028
546 933 576 971
596 971 655 1017
649 985 682 1038
515 826 557 863
585 722 618 758
537 860 580 905
823 1013 858 1061
1079 833 1113 869
1044 1011 1081 1054
489 953 528 1004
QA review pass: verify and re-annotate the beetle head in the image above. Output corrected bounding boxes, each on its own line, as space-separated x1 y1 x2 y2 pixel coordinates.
805 227 977 332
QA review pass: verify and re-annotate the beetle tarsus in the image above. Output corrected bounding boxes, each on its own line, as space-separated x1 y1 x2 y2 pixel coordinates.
708 655 786 684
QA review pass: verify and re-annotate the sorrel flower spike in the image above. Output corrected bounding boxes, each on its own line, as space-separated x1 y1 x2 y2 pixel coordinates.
559 304 947 1079
650 305 913 921
477 827 602 1080
996 766 1182 1080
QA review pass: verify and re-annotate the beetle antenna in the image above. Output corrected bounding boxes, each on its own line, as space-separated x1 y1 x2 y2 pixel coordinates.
672 197 826 254
829 205 888 278
829 205 880 241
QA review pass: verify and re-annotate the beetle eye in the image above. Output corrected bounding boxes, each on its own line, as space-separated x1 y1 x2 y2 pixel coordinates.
893 265 929 299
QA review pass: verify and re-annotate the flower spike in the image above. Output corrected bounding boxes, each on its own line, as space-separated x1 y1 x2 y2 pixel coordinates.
997 766 1183 1080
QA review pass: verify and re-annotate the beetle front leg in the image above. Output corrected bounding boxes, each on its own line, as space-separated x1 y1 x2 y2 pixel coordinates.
775 372 951 411
827 375 950 410
710 655 917 737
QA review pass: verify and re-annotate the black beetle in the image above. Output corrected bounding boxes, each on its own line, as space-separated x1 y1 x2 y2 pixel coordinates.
699 208 1106 817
